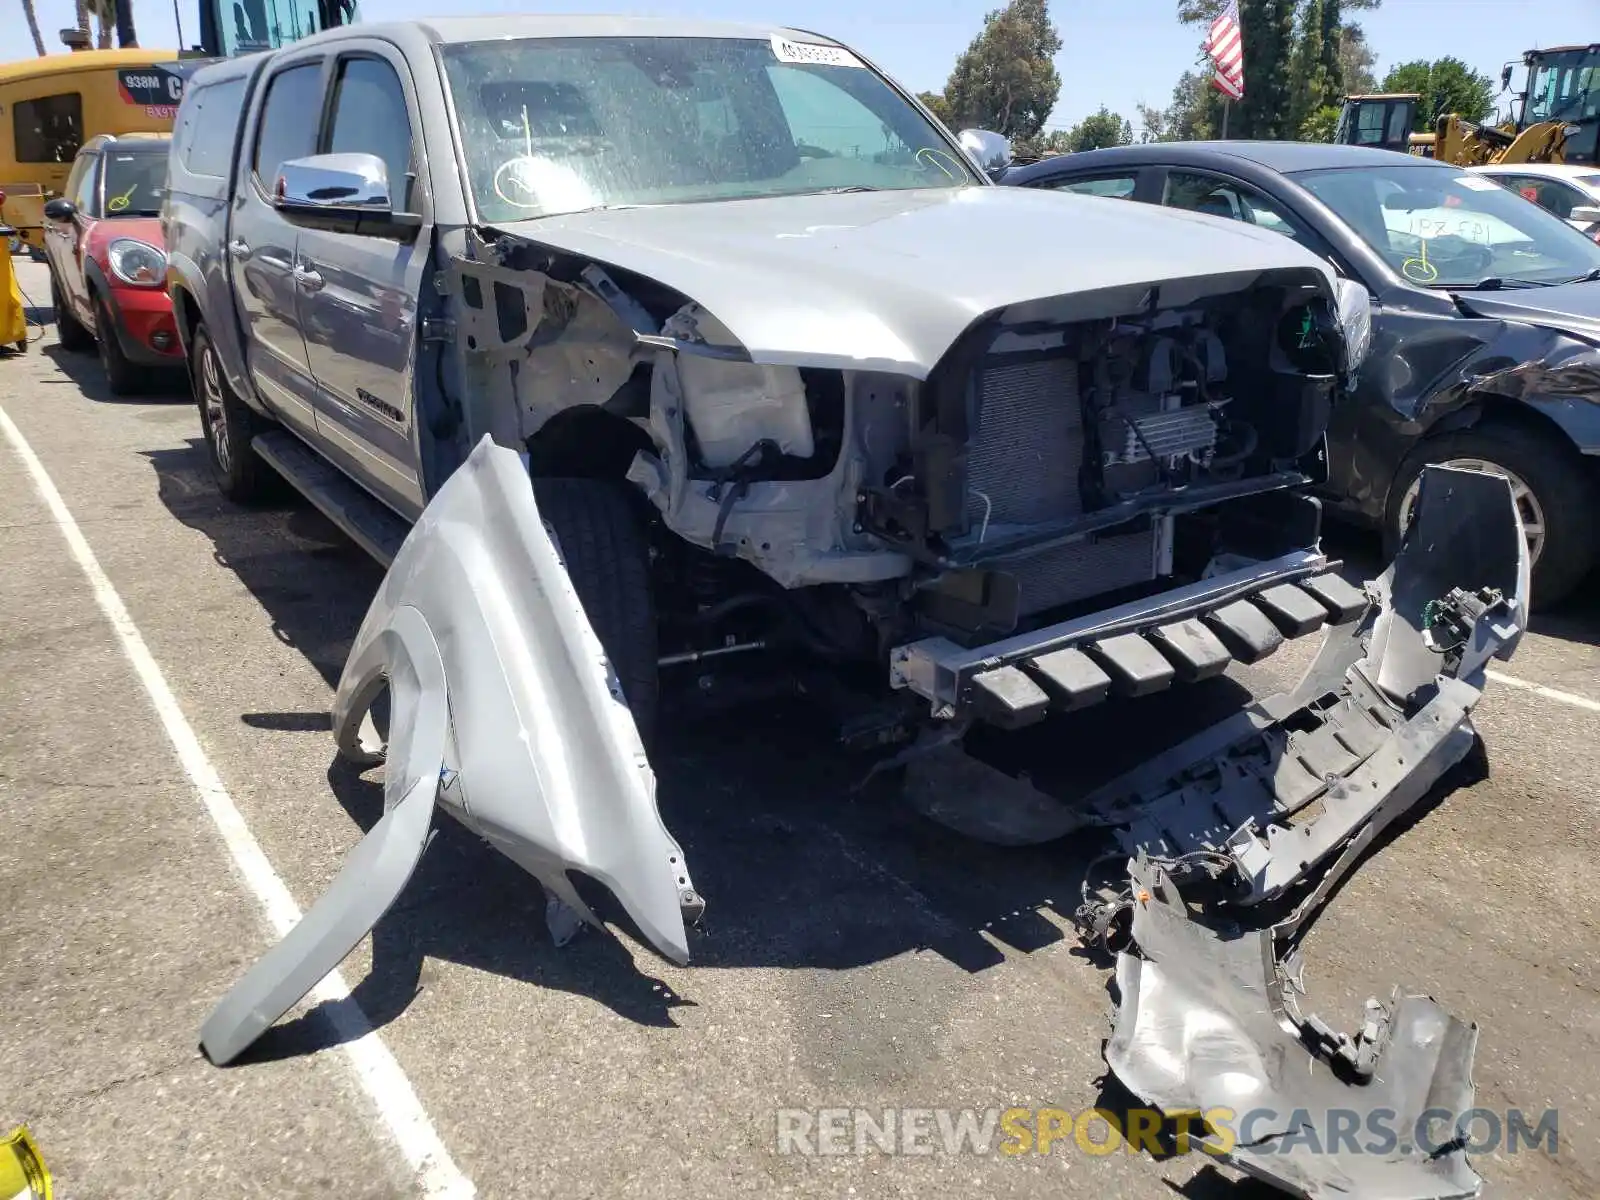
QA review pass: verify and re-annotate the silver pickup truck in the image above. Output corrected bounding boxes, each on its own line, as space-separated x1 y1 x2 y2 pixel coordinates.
164 18 1527 1196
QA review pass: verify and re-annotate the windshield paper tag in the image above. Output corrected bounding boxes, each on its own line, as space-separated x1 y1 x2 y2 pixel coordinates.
771 36 863 68
1454 175 1502 191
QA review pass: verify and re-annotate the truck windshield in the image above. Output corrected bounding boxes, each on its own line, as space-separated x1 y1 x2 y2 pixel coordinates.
1294 162 1600 288
439 35 979 222
100 150 168 218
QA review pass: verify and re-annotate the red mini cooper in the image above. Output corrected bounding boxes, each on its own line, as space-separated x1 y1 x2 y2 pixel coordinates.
43 132 182 394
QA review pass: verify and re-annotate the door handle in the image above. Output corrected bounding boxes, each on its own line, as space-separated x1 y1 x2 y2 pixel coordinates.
293 264 324 292
227 238 251 259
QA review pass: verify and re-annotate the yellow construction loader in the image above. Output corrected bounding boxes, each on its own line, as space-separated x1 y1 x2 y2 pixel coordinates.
1337 43 1598 167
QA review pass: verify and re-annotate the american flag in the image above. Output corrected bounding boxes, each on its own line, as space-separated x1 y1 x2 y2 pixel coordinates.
1206 0 1245 100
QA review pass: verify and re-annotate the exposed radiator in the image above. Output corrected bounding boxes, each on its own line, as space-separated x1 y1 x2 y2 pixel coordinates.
967 357 1084 525
968 354 1156 616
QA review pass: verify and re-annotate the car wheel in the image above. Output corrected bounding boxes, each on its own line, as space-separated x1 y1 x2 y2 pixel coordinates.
532 477 660 748
94 295 139 395
51 274 92 352
192 322 274 503
1386 421 1599 610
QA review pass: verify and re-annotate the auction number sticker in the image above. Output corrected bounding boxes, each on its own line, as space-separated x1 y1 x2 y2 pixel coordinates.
771 35 863 68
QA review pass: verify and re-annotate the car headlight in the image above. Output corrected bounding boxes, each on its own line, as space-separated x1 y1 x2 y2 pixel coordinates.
107 238 167 287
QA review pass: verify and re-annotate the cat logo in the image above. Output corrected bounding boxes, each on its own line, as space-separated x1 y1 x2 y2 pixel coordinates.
1 1125 51 1199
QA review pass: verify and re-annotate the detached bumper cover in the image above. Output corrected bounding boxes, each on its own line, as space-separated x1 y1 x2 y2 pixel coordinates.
1086 464 1529 1200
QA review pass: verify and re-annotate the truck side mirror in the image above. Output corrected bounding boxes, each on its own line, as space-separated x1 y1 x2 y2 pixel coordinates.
957 129 1014 181
271 152 421 239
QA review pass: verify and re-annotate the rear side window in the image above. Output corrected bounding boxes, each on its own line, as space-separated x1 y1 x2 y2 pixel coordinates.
252 62 324 184
175 78 247 177
1037 173 1138 199
13 93 83 164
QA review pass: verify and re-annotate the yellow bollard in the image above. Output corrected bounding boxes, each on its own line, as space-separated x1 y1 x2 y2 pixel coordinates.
0 212 30 352
0 1125 52 1198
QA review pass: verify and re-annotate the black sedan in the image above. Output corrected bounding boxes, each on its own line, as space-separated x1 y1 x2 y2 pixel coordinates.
1003 141 1600 606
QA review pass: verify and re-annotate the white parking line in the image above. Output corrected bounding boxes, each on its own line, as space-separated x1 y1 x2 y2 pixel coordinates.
1486 669 1600 715
0 406 475 1200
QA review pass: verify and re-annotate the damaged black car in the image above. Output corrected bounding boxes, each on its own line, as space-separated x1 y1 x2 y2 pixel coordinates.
1004 140 1600 606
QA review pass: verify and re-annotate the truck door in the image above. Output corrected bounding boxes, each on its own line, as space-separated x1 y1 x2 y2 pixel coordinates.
227 54 326 440
297 47 430 521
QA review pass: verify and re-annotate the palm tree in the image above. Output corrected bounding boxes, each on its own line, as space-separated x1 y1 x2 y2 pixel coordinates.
115 0 138 46
73 0 91 45
20 0 47 54
88 0 113 47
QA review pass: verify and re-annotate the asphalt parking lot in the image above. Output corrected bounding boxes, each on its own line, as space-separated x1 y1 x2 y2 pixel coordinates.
3 254 1599 1200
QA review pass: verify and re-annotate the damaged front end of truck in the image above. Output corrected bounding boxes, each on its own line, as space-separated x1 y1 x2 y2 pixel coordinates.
201 195 1528 1198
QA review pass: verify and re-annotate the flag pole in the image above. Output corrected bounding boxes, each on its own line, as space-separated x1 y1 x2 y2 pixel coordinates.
1221 98 1230 139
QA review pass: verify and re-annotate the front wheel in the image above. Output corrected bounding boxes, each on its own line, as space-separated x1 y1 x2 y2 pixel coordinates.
52 274 92 352
532 478 659 748
1387 422 1599 609
95 295 139 395
192 322 274 503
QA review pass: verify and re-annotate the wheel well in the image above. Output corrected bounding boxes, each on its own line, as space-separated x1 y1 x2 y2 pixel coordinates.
170 286 202 354
1452 394 1584 449
524 406 654 482
1383 391 1600 519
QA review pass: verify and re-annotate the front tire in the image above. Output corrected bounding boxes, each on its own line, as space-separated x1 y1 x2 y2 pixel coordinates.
532 478 659 747
52 274 92 352
192 322 274 503
1386 421 1599 609
94 295 139 395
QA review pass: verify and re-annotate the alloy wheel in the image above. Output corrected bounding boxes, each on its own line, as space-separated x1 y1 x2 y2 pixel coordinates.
201 345 232 475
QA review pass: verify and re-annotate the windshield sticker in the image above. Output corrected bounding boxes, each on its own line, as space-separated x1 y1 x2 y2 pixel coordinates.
1455 175 1502 192
1401 240 1439 283
770 36 863 69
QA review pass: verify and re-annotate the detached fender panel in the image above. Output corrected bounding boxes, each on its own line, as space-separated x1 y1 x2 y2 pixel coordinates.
201 436 692 1065
333 435 694 963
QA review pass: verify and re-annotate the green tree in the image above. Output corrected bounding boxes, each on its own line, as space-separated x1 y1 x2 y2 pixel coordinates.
1382 57 1495 131
940 0 1064 142
1316 0 1344 94
1137 68 1224 142
1067 105 1134 151
1338 21 1377 93
917 91 954 127
1288 0 1332 135
1300 103 1342 140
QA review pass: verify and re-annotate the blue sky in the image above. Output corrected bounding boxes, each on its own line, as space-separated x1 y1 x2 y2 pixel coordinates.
23 0 1600 131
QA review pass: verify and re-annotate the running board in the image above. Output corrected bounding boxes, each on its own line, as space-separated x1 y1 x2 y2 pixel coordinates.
252 431 409 566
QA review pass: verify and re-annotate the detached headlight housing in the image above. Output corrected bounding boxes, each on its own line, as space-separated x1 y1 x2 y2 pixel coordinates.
107 238 167 287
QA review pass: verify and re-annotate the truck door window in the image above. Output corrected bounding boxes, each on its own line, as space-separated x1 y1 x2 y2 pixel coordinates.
252 62 324 186
13 93 84 164
326 57 416 211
